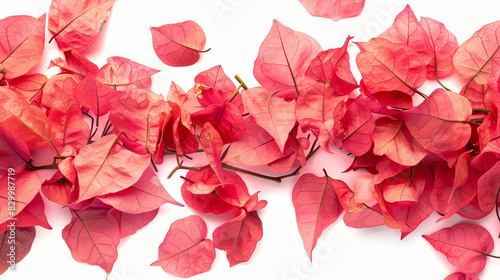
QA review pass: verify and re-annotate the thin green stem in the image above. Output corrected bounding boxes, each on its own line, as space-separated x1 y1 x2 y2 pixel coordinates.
473 109 491 115
83 111 96 143
167 164 210 179
150 157 158 173
434 60 451 91
306 139 320 161
363 203 382 215
234 75 248 90
164 149 204 156
25 160 58 171
414 89 428 99
229 84 243 103
220 144 231 161
196 48 211 53
89 127 98 142
436 78 451 91
101 118 111 138
221 163 284 183
164 150 177 156
484 253 500 259
222 138 320 183
180 176 195 183
45 138 62 157
167 137 321 183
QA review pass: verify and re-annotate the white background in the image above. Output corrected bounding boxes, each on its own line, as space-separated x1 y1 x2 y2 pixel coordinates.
2 0 500 279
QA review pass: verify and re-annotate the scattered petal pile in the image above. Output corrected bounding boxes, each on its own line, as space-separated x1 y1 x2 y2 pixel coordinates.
0 1 499 279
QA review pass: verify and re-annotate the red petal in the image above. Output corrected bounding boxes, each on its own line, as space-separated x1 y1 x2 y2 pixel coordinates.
292 172 343 260
298 0 365 21
151 215 215 277
167 82 202 115
454 20 500 85
191 103 246 144
0 227 36 274
0 88 52 151
379 5 433 64
353 175 376 205
164 114 199 156
391 185 433 239
356 38 426 95
48 85 91 151
341 102 375 156
62 208 120 272
97 56 159 92
213 210 263 266
14 193 52 230
243 192 268 213
99 167 182 214
461 79 494 111
343 206 384 229
423 223 494 274
372 118 427 166
41 73 81 109
477 160 500 212
254 20 322 98
331 179 365 213
48 0 116 52
151 21 207 67
0 171 40 224
74 134 151 202
355 91 413 115
75 76 121 117
444 272 480 280
0 14 45 79
49 49 100 77
223 116 283 166
243 87 296 152
420 17 459 78
183 169 253 214
181 169 238 215
109 208 158 239
9 74 47 102
0 125 30 171
110 89 167 155
431 162 478 222
343 151 381 173
41 171 78 206
305 36 358 95
403 89 472 155
373 156 406 185
380 167 426 203
268 133 309 172
296 82 347 153
194 65 244 113
457 196 490 220
199 122 225 182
